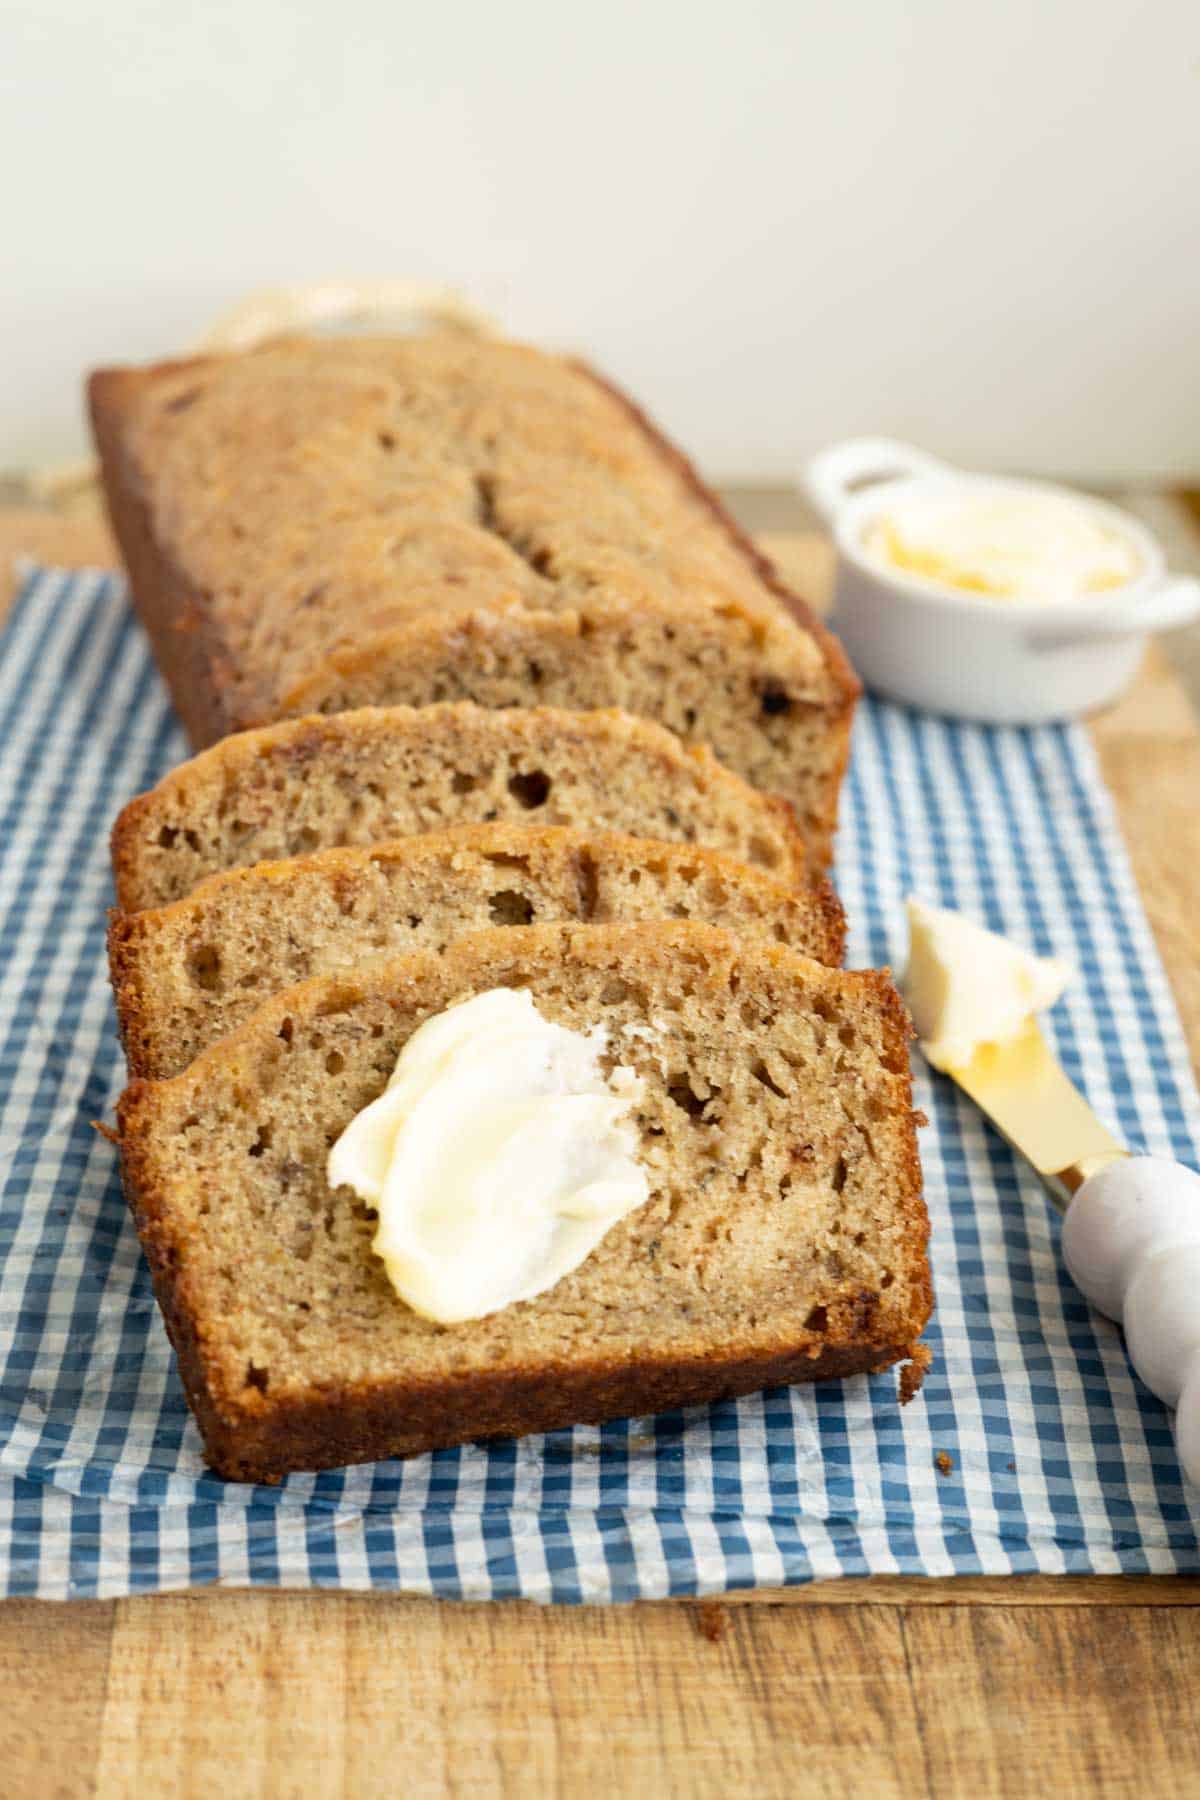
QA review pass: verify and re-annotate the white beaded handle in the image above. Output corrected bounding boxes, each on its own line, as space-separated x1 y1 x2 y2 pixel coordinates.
1060 1157 1200 1485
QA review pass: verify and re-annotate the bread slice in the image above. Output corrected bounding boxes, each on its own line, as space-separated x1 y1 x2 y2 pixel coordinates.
110 702 811 912
109 822 847 1079
115 921 931 1483
88 334 858 863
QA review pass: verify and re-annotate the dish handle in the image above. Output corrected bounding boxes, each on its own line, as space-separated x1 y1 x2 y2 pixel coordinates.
801 438 950 522
1021 575 1200 649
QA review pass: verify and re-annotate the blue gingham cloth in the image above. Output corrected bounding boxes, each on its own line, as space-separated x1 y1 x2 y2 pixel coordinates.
2 564 1198 1600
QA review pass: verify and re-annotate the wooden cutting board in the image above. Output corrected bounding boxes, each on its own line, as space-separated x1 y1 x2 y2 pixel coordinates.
1 508 1198 1798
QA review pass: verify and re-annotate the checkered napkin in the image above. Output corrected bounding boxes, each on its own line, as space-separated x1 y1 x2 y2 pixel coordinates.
2 565 1198 1600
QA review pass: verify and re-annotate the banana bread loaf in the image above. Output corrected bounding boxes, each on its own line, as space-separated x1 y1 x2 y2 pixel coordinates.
116 921 930 1482
89 334 859 862
110 821 846 1078
110 702 811 911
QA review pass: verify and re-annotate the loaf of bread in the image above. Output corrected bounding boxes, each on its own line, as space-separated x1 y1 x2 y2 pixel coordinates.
116 921 931 1482
111 702 811 912
110 821 846 1079
89 335 858 862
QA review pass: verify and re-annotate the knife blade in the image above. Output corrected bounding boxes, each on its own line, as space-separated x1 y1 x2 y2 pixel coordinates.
948 1021 1127 1210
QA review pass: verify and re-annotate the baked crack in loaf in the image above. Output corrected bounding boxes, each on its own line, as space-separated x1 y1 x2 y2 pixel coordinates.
89 334 859 863
110 702 810 911
110 822 847 1079
116 922 931 1483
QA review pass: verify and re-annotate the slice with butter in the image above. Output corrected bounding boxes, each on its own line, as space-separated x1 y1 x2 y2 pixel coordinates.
116 922 933 1481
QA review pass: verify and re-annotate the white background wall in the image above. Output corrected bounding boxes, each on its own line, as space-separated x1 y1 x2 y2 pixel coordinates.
3 0 1198 480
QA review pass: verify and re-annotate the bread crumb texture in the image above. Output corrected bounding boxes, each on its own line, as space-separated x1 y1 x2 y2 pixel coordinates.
109 820 846 1079
109 702 810 910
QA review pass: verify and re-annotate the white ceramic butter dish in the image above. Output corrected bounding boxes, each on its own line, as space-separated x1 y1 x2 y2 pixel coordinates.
801 438 1200 723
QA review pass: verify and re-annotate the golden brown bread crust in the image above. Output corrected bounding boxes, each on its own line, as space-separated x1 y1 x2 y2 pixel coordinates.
88 337 859 863
144 1306 919 1486
115 922 931 1484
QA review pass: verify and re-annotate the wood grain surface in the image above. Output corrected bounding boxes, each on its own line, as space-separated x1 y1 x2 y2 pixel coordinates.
1 508 1198 1798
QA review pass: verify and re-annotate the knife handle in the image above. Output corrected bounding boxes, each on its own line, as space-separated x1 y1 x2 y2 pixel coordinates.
1061 1157 1200 1486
